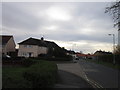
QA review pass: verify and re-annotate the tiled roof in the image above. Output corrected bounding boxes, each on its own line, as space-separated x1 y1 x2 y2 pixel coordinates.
76 53 87 57
0 35 13 45
76 53 95 57
18 37 60 48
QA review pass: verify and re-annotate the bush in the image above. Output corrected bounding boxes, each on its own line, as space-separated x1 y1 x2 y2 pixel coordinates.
115 54 120 64
30 55 72 61
23 60 58 88
2 67 32 88
96 55 113 63
3 60 58 88
2 57 25 65
22 59 36 67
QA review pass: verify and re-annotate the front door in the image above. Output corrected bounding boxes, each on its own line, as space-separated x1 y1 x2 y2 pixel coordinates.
29 52 32 57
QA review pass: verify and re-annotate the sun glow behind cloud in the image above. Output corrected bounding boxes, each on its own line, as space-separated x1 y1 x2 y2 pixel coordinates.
45 7 72 21
43 25 58 31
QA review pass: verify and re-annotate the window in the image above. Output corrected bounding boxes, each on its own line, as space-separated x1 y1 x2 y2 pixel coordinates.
21 52 26 57
24 45 27 48
24 45 33 48
28 45 33 48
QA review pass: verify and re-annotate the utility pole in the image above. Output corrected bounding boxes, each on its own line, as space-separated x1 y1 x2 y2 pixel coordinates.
108 34 116 65
118 2 120 45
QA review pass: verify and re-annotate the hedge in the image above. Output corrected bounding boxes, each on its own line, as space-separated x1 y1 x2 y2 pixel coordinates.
30 56 72 61
2 60 58 88
23 60 58 88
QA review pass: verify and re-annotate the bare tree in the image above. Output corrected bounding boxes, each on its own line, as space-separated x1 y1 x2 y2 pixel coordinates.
115 45 120 54
105 1 120 51
105 1 120 29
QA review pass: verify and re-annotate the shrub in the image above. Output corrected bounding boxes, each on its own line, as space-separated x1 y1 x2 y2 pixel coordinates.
30 56 72 61
3 60 58 88
22 59 36 67
23 60 58 88
2 67 32 88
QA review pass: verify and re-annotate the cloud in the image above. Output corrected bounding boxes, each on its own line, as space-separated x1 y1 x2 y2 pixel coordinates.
54 40 113 54
1 2 118 53
2 3 41 31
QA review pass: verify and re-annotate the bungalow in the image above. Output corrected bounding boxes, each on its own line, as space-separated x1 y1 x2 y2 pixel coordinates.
18 37 61 57
76 53 87 60
0 35 16 56
76 53 95 60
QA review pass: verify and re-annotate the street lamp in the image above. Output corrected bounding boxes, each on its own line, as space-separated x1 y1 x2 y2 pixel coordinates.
108 34 115 65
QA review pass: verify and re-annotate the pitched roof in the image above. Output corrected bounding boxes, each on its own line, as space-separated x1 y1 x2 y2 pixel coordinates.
18 37 60 48
94 51 112 55
0 35 13 45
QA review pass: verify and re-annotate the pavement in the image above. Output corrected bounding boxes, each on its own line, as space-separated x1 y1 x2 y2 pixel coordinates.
54 62 94 88
54 70 93 88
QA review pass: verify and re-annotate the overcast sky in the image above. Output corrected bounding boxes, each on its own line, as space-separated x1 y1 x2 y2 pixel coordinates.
1 2 118 53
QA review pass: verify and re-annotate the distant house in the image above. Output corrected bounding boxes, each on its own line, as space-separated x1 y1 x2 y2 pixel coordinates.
94 50 112 61
86 54 95 60
76 53 87 59
0 35 16 56
94 50 112 56
76 53 95 60
66 50 75 55
18 37 61 57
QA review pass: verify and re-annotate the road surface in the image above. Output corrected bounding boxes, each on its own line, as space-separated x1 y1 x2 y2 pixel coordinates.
78 60 119 88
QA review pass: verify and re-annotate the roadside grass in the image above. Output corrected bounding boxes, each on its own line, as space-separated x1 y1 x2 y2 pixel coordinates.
2 59 58 88
85 59 120 69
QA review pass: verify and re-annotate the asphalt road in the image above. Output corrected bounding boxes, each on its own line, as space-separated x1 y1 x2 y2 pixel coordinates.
78 60 119 88
0 63 2 89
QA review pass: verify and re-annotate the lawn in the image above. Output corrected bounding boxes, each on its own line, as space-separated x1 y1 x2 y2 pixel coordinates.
2 59 58 88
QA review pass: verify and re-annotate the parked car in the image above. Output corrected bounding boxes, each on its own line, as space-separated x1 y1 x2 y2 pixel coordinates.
73 58 79 63
2 54 11 60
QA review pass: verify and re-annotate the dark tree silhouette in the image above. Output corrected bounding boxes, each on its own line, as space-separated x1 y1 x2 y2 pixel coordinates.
115 45 120 54
105 1 120 29
105 1 120 56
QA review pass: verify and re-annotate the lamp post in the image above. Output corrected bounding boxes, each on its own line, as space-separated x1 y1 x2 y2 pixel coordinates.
108 34 115 65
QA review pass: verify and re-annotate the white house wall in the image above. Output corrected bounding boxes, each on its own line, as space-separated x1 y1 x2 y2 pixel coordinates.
3 37 16 55
18 45 48 57
38 46 48 55
18 45 38 57
6 37 16 52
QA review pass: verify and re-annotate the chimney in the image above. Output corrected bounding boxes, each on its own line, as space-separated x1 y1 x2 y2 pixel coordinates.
41 37 44 41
